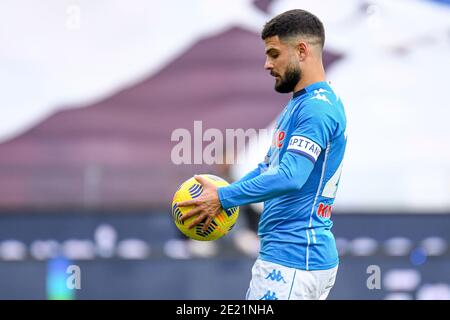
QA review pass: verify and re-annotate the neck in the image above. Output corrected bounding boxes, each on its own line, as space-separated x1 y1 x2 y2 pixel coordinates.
293 63 326 93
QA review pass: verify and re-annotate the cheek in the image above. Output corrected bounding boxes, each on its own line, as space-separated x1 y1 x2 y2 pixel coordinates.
277 60 289 75
278 67 287 78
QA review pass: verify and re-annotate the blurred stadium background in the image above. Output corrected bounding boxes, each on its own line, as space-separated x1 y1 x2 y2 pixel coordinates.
0 0 449 299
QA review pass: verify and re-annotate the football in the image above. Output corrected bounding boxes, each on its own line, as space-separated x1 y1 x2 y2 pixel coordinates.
172 174 239 241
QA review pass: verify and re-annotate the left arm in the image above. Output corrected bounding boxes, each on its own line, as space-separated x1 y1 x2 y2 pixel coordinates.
177 152 314 231
218 152 314 209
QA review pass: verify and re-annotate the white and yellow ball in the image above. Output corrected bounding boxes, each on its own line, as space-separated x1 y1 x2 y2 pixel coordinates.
172 174 239 241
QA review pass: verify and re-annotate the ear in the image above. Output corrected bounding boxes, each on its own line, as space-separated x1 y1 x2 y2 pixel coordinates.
296 41 308 61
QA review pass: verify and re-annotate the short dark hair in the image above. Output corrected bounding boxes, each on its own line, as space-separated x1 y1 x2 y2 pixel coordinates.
261 9 325 48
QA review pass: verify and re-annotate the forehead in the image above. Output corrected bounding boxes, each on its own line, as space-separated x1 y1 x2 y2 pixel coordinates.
264 35 288 51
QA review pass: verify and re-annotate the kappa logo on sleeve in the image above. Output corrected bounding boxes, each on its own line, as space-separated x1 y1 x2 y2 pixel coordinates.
287 136 322 162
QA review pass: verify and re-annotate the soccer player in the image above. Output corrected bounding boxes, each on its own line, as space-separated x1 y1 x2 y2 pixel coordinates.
178 9 347 300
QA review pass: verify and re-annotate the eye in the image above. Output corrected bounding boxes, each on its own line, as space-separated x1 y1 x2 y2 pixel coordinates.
270 53 279 59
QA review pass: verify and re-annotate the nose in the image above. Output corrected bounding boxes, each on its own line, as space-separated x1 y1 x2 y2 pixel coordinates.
264 58 273 71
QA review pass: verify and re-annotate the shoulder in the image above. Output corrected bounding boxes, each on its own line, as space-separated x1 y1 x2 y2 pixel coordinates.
292 97 333 125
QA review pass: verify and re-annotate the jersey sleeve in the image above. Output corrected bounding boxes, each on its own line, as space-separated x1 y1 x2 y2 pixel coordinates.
286 102 334 163
217 152 314 209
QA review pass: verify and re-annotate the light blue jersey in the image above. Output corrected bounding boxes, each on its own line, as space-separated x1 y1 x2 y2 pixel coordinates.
218 81 347 270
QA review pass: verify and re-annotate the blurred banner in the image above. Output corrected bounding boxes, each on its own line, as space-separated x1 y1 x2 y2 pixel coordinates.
0 0 449 211
0 211 448 299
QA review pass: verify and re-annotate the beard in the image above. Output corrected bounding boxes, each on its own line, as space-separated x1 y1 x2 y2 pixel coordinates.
273 63 301 93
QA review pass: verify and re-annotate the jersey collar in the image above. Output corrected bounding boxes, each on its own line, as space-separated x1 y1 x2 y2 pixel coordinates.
292 81 331 99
